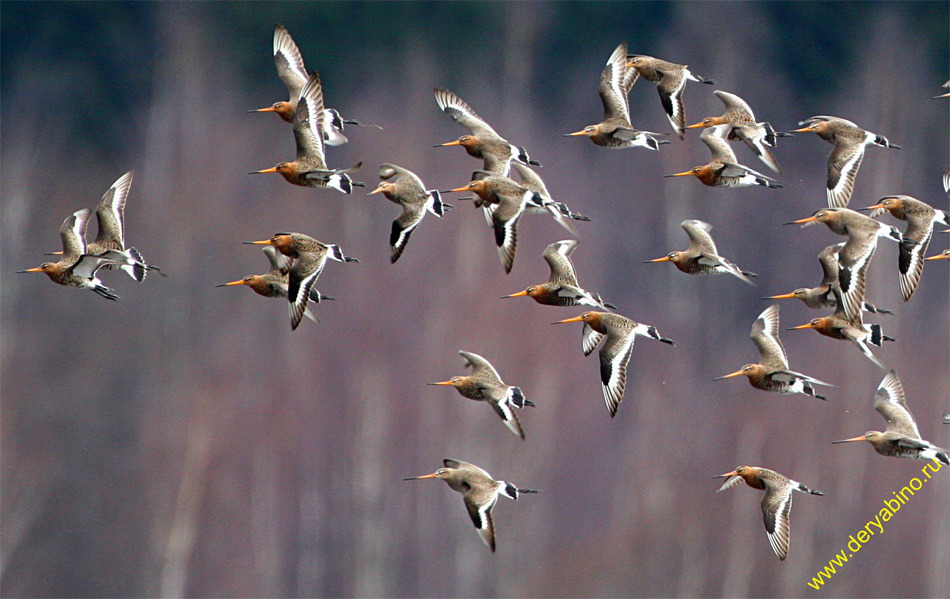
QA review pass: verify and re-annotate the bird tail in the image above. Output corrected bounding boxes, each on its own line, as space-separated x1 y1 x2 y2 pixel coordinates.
426 190 450 217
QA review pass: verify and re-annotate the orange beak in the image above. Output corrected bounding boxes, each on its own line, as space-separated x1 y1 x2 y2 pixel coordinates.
246 239 274 245
684 122 706 129
789 322 816 330
665 170 695 178
501 290 528 299
17 266 44 273
368 184 386 195
218 280 248 287
789 216 818 224
832 435 868 444
926 252 950 261
553 315 585 325
448 185 472 192
714 470 740 479
713 370 745 381
426 380 454 386
403 472 440 481
792 126 814 133
565 129 589 136
766 292 797 299
251 106 278 113
863 203 885 211
646 256 671 263
437 139 462 147
250 167 278 174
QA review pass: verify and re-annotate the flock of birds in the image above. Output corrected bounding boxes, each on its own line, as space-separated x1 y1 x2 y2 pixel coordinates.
18 28 950 562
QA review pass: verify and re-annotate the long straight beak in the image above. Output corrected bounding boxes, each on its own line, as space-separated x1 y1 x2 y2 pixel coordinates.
44 251 64 256
564 130 588 136
250 167 278 174
645 256 671 263
714 470 739 479
250 107 277 113
788 323 815 330
766 292 796 299
367 184 386 195
713 370 744 381
832 435 868 444
926 252 950 260
501 290 528 299
447 185 471 192
553 315 584 325
861 203 885 211
17 267 44 273
664 171 694 178
792 126 814 133
243 240 274 245
784 216 818 225
435 140 462 147
684 122 706 129
217 280 247 287
426 381 453 386
404 472 439 480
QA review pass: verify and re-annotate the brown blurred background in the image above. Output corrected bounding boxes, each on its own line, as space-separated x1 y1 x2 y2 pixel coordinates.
2 2 948 597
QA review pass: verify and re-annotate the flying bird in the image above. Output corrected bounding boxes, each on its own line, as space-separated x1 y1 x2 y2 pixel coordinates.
245 233 357 329
791 116 900 208
645 219 756 284
565 42 668 150
665 127 781 188
625 54 715 139
862 195 950 302
833 370 948 464
715 466 823 561
369 163 450 263
428 351 534 439
251 71 363 192
714 304 831 400
250 24 378 144
218 245 333 323
502 240 615 310
685 90 784 173
510 162 590 235
553 311 674 418
18 209 123 300
766 242 892 314
433 87 539 176
404 459 537 552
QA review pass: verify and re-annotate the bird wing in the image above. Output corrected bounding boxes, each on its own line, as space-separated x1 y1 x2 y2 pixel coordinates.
873 370 920 438
390 206 426 263
69 253 118 278
836 235 875 322
287 249 328 330
93 170 133 247
582 322 606 356
681 219 718 255
761 485 794 560
489 397 525 439
716 475 745 492
817 243 844 286
273 24 308 99
433 87 502 140
60 208 91 261
464 489 498 552
263 245 294 276
542 239 580 286
897 220 931 302
714 90 755 120
379 163 426 192
700 127 738 163
599 330 635 417
459 351 505 386
293 71 327 167
826 142 866 208
599 42 631 122
492 192 528 274
751 304 789 370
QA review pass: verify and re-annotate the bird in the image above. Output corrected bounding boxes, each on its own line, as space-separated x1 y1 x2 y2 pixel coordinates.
217 245 333 323
832 370 949 465
553 311 675 417
428 351 534 439
714 466 823 561
565 42 668 151
447 173 543 273
645 219 756 284
862 195 950 302
664 127 781 188
433 87 539 176
625 54 715 139
714 304 831 400
18 208 123 300
251 71 363 192
926 249 950 261
684 90 784 173
404 458 537 552
787 285 894 369
244 233 357 329
510 162 590 235
765 242 893 314
250 24 378 145
368 164 450 263
785 208 905 321
502 240 615 310
43 171 159 281
791 116 900 208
